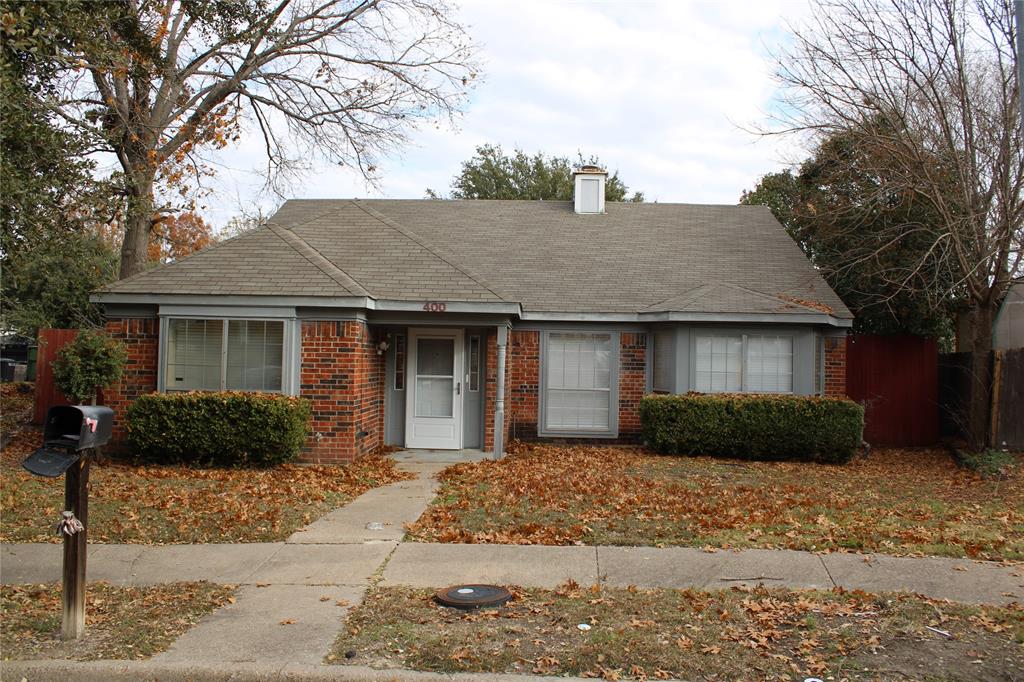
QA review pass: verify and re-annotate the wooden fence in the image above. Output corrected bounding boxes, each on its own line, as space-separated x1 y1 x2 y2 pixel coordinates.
32 328 78 425
938 348 1024 450
846 334 939 446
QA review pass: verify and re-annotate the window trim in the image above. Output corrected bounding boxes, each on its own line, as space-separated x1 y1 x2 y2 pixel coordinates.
692 332 795 394
158 315 297 395
538 330 620 438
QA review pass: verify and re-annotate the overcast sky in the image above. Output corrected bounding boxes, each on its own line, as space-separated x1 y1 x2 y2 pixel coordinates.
202 0 813 230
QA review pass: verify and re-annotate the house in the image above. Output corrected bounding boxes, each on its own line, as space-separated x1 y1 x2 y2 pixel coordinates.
993 280 1023 351
92 167 853 463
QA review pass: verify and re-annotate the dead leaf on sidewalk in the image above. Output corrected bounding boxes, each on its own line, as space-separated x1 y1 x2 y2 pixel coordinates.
279 618 296 625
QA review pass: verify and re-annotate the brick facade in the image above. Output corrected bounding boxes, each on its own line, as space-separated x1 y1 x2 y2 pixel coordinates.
299 320 385 463
617 332 647 440
507 330 540 441
102 318 159 447
823 335 847 397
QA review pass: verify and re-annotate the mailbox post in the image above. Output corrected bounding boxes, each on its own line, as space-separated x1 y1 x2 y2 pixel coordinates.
23 405 112 640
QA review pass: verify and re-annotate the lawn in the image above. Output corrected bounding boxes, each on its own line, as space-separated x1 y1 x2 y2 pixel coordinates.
408 443 1024 560
1 581 234 660
1 428 414 543
332 583 1024 680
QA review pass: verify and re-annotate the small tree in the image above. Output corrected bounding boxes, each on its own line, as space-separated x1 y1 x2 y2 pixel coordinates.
53 330 127 405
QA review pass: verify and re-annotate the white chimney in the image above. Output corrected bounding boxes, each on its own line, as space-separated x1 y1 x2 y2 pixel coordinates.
573 165 607 214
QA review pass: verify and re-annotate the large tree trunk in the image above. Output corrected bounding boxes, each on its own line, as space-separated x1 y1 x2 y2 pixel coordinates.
118 172 155 279
965 301 998 451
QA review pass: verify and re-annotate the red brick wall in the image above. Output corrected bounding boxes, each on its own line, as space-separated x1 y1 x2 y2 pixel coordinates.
824 335 847 397
617 332 647 440
508 330 540 440
300 320 385 464
103 318 159 447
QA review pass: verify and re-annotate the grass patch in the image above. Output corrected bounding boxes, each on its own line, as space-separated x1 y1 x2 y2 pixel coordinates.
408 443 1024 560
1 428 414 543
332 584 1024 680
1 581 234 660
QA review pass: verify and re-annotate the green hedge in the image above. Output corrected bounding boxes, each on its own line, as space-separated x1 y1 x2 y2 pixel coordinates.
640 393 864 464
127 392 312 467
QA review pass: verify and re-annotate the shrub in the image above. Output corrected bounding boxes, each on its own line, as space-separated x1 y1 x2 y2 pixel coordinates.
52 329 127 404
953 448 1017 479
127 392 311 467
640 392 865 464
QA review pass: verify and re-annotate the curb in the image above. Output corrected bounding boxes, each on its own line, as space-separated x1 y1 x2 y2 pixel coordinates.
0 660 609 682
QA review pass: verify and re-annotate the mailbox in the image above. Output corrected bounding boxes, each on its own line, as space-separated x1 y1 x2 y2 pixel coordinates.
23 405 113 478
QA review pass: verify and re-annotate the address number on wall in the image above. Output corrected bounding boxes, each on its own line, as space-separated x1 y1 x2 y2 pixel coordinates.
422 301 447 312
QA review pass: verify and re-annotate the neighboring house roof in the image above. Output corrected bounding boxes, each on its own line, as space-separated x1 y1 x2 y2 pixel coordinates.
98 199 852 321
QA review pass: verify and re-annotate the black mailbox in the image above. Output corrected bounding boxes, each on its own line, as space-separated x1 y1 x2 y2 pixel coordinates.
43 405 114 451
23 405 114 478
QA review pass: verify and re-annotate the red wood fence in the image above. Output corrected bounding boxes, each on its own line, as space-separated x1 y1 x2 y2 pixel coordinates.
846 334 939 447
33 328 78 425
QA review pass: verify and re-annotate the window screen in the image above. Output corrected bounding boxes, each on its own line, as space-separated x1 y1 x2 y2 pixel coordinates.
165 318 284 392
745 335 793 393
694 333 794 394
652 329 674 392
226 320 284 391
544 332 613 432
166 319 224 391
695 335 742 392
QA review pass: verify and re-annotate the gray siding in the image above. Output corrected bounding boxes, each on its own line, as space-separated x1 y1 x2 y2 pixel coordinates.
994 282 1024 350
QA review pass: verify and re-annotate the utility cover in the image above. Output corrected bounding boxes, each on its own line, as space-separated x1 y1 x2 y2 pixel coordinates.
22 447 80 478
434 584 513 610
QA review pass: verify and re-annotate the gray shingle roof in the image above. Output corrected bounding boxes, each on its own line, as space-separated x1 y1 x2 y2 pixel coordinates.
100 198 852 319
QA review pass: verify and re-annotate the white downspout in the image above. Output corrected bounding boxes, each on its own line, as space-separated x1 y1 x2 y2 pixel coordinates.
493 324 508 459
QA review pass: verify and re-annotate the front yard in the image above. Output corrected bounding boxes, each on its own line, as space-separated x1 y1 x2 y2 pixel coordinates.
332 583 1024 680
1 581 234 660
408 443 1024 560
0 428 414 544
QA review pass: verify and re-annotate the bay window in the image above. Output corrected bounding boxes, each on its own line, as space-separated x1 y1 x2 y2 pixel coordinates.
695 333 793 394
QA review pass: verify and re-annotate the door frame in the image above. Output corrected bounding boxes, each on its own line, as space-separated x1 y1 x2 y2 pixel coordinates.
405 328 464 449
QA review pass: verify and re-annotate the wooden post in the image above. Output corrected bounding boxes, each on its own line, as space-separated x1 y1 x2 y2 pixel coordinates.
61 453 89 640
989 351 1003 449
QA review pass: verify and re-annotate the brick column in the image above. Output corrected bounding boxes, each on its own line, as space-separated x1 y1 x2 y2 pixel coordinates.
103 318 159 448
618 332 647 441
824 335 847 397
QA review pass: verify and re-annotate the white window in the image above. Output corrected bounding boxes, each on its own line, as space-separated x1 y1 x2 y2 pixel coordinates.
165 318 285 392
652 329 674 392
695 334 793 394
544 332 614 433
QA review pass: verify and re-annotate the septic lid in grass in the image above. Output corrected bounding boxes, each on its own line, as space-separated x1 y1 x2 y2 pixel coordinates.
434 584 512 609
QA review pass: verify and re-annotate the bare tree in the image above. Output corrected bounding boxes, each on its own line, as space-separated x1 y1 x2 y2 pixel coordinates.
48 0 479 278
771 0 1023 448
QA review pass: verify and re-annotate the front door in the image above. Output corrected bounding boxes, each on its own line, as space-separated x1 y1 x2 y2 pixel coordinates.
405 329 463 449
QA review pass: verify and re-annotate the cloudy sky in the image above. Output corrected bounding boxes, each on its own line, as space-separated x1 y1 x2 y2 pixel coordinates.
203 0 813 230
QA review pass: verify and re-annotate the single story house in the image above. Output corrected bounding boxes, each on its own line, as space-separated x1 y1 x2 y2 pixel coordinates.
92 167 853 462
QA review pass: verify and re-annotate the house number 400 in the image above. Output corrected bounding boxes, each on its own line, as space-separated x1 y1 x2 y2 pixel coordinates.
422 301 447 312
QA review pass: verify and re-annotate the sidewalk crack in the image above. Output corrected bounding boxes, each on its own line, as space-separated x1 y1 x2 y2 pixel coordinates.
595 546 603 588
240 544 286 585
818 554 837 587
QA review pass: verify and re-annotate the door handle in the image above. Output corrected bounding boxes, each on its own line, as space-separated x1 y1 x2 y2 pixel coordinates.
456 382 461 395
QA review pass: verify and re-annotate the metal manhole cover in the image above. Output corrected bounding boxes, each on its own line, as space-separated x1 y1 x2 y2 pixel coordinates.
434 584 513 610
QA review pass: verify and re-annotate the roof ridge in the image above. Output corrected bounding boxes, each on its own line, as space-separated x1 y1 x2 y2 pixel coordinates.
266 224 370 297
349 200 510 302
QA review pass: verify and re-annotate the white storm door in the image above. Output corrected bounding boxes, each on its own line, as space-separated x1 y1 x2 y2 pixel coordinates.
405 329 463 449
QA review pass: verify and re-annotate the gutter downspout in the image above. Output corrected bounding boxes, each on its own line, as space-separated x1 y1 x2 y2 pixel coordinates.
493 324 509 459
818 333 826 397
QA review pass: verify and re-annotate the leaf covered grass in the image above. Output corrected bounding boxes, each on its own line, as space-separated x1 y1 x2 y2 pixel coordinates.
1 581 234 660
1 428 414 543
408 443 1024 560
331 583 1024 680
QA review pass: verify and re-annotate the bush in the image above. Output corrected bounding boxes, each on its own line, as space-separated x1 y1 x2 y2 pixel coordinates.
953 448 1017 479
640 392 865 464
52 329 127 404
127 392 312 467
